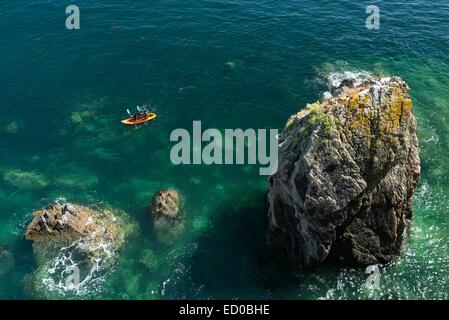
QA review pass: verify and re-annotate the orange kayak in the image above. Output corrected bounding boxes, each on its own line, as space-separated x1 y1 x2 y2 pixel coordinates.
121 113 157 125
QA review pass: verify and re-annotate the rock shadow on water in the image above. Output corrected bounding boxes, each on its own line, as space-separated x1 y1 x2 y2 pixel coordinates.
159 189 306 299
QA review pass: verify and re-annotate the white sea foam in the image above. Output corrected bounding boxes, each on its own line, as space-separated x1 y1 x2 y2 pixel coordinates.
325 69 374 90
34 198 118 298
37 238 115 298
312 63 375 94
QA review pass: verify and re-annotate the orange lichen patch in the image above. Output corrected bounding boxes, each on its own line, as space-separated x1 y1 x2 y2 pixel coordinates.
399 98 413 124
363 93 371 105
403 98 412 113
338 91 372 135
379 87 410 134
349 109 372 136
347 93 360 109
338 96 347 103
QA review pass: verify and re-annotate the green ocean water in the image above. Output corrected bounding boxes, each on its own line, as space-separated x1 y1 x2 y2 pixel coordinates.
0 0 448 299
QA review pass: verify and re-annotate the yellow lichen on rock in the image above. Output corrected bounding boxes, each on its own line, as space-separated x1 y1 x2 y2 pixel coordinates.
347 93 360 109
284 118 296 132
349 109 372 135
363 93 371 105
403 98 412 115
341 84 413 137
379 86 411 134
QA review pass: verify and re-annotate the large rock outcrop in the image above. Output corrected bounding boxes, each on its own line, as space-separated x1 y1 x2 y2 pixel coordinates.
267 76 420 267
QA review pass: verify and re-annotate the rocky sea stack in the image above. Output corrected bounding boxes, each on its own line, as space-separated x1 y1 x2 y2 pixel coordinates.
267 76 420 267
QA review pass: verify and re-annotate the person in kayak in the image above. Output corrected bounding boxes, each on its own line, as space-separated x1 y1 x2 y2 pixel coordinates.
132 108 149 122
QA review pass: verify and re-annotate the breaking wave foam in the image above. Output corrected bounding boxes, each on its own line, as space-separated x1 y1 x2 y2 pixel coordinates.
309 62 376 94
325 69 374 89
36 238 116 298
33 198 118 299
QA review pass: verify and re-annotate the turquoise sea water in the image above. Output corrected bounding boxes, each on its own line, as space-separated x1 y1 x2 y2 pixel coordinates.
0 0 448 299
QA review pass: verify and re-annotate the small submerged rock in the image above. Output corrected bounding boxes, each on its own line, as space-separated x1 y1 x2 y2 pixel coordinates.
139 249 159 271
150 189 185 245
151 189 182 219
89 147 120 162
125 274 143 297
4 121 19 134
0 245 15 276
55 174 99 190
70 112 83 124
3 169 49 190
192 216 212 232
224 61 236 70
